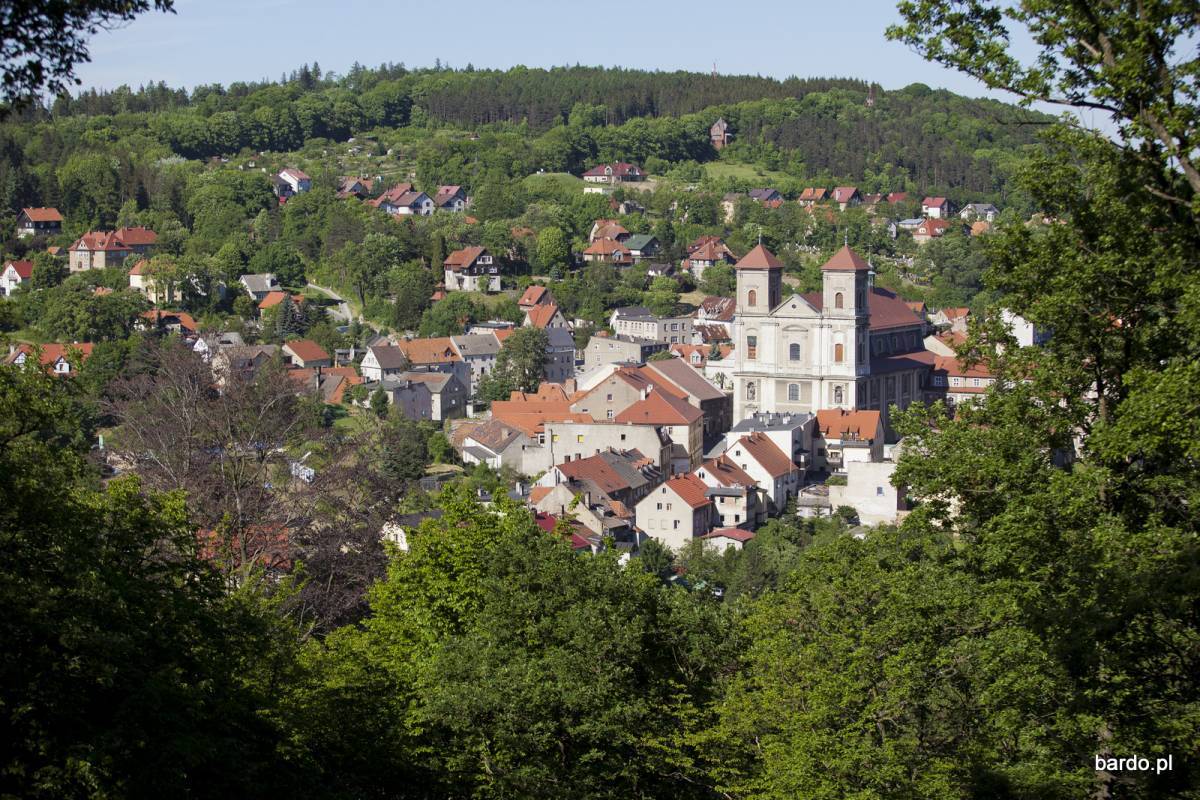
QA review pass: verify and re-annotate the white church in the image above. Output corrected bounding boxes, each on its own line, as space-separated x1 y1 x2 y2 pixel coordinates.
730 244 934 435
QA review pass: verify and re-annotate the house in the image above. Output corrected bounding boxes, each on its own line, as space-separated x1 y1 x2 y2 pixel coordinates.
710 117 731 150
610 307 693 344
623 234 659 261
970 220 992 236
257 291 306 311
517 284 554 313
538 449 660 520
583 332 668 371
886 192 909 204
239 273 279 301
211 345 279 383
193 331 244 361
699 528 755 551
813 409 885 471
4 342 94 376
275 168 311 198
931 306 970 333
282 339 332 368
17 207 63 238
797 187 830 206
139 309 197 334
443 246 500 292
921 196 953 218
634 474 716 552
589 219 629 243
749 188 783 203
582 238 633 266
831 186 862 211
543 327 577 384
696 295 736 332
644 357 732 450
959 203 999 222
369 182 433 216
925 355 997 409
912 217 952 244
432 185 468 212
68 227 157 272
695 455 766 530
1 260 33 296
335 176 374 199
450 333 502 395
360 344 412 382
723 411 814 470
685 239 736 282
614 389 705 474
524 302 569 331
460 419 529 470
825 452 907 526
670 343 732 372
1000 309 1050 348
582 162 644 187
382 371 467 421
723 430 802 512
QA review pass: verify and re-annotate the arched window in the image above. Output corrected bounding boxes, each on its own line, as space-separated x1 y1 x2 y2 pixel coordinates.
787 383 800 401
789 342 801 361
747 289 757 307
834 343 844 362
834 292 844 309
834 386 844 404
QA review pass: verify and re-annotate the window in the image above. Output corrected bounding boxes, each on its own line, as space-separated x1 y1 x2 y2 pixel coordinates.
666 503 672 510
747 288 757 307
834 292 844 309
747 335 757 359
734 514 741 523
789 343 801 361
834 343 844 362
576 435 584 443
876 486 885 496
745 382 756 401
606 409 614 419
673 520 680 530
788 383 800 401
834 386 844 404
606 393 613 401
656 503 662 510
972 378 982 387
620 433 626 441
551 434 559 442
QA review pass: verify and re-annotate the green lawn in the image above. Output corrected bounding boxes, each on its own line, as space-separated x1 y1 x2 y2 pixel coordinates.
523 172 584 193
704 161 795 185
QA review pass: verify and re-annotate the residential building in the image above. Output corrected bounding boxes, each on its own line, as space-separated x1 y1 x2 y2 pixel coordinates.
459 419 529 470
542 327 577 384
537 448 661 519
699 528 755 551
671 343 732 371
797 187 830 206
589 219 629 243
826 457 906 525
722 411 814 471
731 244 932 432
1 260 33 296
360 344 411 382
211 345 279 384
517 284 555 313
931 306 970 333
696 295 736 334
239 273 279 301
921 196 953 218
370 183 433 216
335 176 374 199
17 207 62 238
832 186 862 210
925 355 997 410
685 239 736 282
614 389 704 474
623 234 659 261
610 307 694 344
960 203 999 222
139 309 197 335
383 371 467 421
539 419 672 474
4 342 93 375
1001 309 1051 347
524 303 569 331
68 227 157 272
710 117 731 150
282 339 332 368
443 246 500 292
813 409 885 471
582 162 644 187
432 185 468 212
695 455 766 529
723 430 802 512
635 474 716 551
912 218 953 244
583 333 667 371
450 333 502 395
644 357 732 449
275 168 311 197
582 238 633 266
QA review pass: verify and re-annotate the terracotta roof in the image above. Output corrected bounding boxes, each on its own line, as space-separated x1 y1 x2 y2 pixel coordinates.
141 309 197 331
525 303 561 329
933 354 993 379
614 389 702 426
518 284 549 307
694 323 732 343
832 186 859 202
4 260 33 279
815 409 882 441
21 207 62 222
530 487 553 505
493 327 516 344
556 451 643 495
376 182 414 203
671 343 732 365
701 455 757 488
665 473 711 509
970 221 992 236
644 359 724 402
583 162 641 178
280 168 310 181
491 384 593 436
905 300 927 314
688 241 735 263
591 220 628 240
820 245 871 272
444 246 487 270
736 431 798 479
433 185 463 205
396 337 461 365
941 307 970 320
802 287 924 332
915 218 951 237
734 244 783 270
466 419 524 452
701 528 755 543
5 342 94 370
283 339 330 363
687 235 724 253
583 238 631 258
114 226 157 247
699 295 736 321
128 259 148 276
886 192 909 203
922 196 948 207
258 291 305 310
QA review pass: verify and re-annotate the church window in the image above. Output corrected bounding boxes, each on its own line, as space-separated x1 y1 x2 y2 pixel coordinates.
834 386 844 404
788 383 800 401
746 381 757 401
747 289 757 307
789 343 801 361
835 292 844 309
747 335 757 359
834 343 844 362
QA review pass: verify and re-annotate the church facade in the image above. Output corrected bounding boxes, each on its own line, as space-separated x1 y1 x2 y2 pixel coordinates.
730 244 934 436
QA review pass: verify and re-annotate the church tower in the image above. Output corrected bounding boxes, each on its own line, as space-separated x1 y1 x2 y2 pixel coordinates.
819 245 873 401
734 243 783 315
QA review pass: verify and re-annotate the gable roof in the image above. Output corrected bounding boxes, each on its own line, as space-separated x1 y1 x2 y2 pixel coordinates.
556 450 649 496
466 419 524 452
280 168 310 182
5 342 95 369
701 528 755 543
701 454 757 488
699 295 736 321
3 260 33 280
736 431 798 479
664 473 711 509
525 303 562 329
367 344 411 370
583 238 631 258
614 389 703 426
734 244 783 271
141 309 197 332
815 409 882 441
623 233 656 251
396 337 461 365
922 196 949 208
916 218 952 236
832 186 860 202
21 207 62 223
801 287 924 332
644 358 724 402
282 339 330 363
433 185 464 205
258 291 305 310
518 284 549 307
820 245 871 272
444 246 487 270
451 333 501 358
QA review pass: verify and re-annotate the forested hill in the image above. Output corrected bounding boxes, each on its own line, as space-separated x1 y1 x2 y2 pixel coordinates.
0 65 1054 209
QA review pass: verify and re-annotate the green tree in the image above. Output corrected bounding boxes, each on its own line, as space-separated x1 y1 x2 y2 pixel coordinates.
644 275 679 316
369 387 389 418
534 226 570 274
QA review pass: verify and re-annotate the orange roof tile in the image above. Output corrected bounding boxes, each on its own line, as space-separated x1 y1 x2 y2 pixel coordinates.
820 245 871 272
396 337 461 365
734 244 783 270
525 303 561 329
736 431 798 479
815 409 882 441
666 473 711 509
702 455 757 488
614 389 702 426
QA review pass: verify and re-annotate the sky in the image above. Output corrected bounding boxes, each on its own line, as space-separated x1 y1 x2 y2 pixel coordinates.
70 0 1111 132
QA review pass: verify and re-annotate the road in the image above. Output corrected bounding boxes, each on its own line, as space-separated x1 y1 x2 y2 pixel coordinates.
305 283 354 323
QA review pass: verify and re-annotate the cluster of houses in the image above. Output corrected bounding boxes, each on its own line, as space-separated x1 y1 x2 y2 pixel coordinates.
271 167 471 217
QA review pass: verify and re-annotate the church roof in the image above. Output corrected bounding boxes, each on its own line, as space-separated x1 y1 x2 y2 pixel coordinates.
801 287 925 332
734 244 783 270
820 245 872 272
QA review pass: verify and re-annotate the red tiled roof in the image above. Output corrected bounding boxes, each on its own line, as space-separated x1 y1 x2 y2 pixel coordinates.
933 354 993 379
689 241 735 263
396 337 461 365
444 246 486 270
283 339 330 363
736 432 798 479
22 207 62 222
115 226 157 246
886 192 909 203
701 527 755 543
4 260 33 279
5 342 94 370
533 510 558 532
802 287 925 332
687 235 724 253
820 245 871 272
525 303 561 329
915 219 951 237
922 196 948 207
556 453 637 495
128 259 148 276
734 244 783 271
816 409 882 441
832 186 859 202
671 343 732 365
258 291 305 310
941 307 970 320
666 473 711 509
583 238 631 258
141 309 197 332
614 388 702 426
583 162 641 178
280 168 310 181
518 284 549 307
702 454 757 488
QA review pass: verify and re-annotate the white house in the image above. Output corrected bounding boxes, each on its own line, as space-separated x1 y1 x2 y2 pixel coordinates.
1 260 33 296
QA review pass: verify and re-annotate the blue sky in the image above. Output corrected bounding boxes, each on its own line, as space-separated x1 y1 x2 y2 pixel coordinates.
78 0 1006 96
